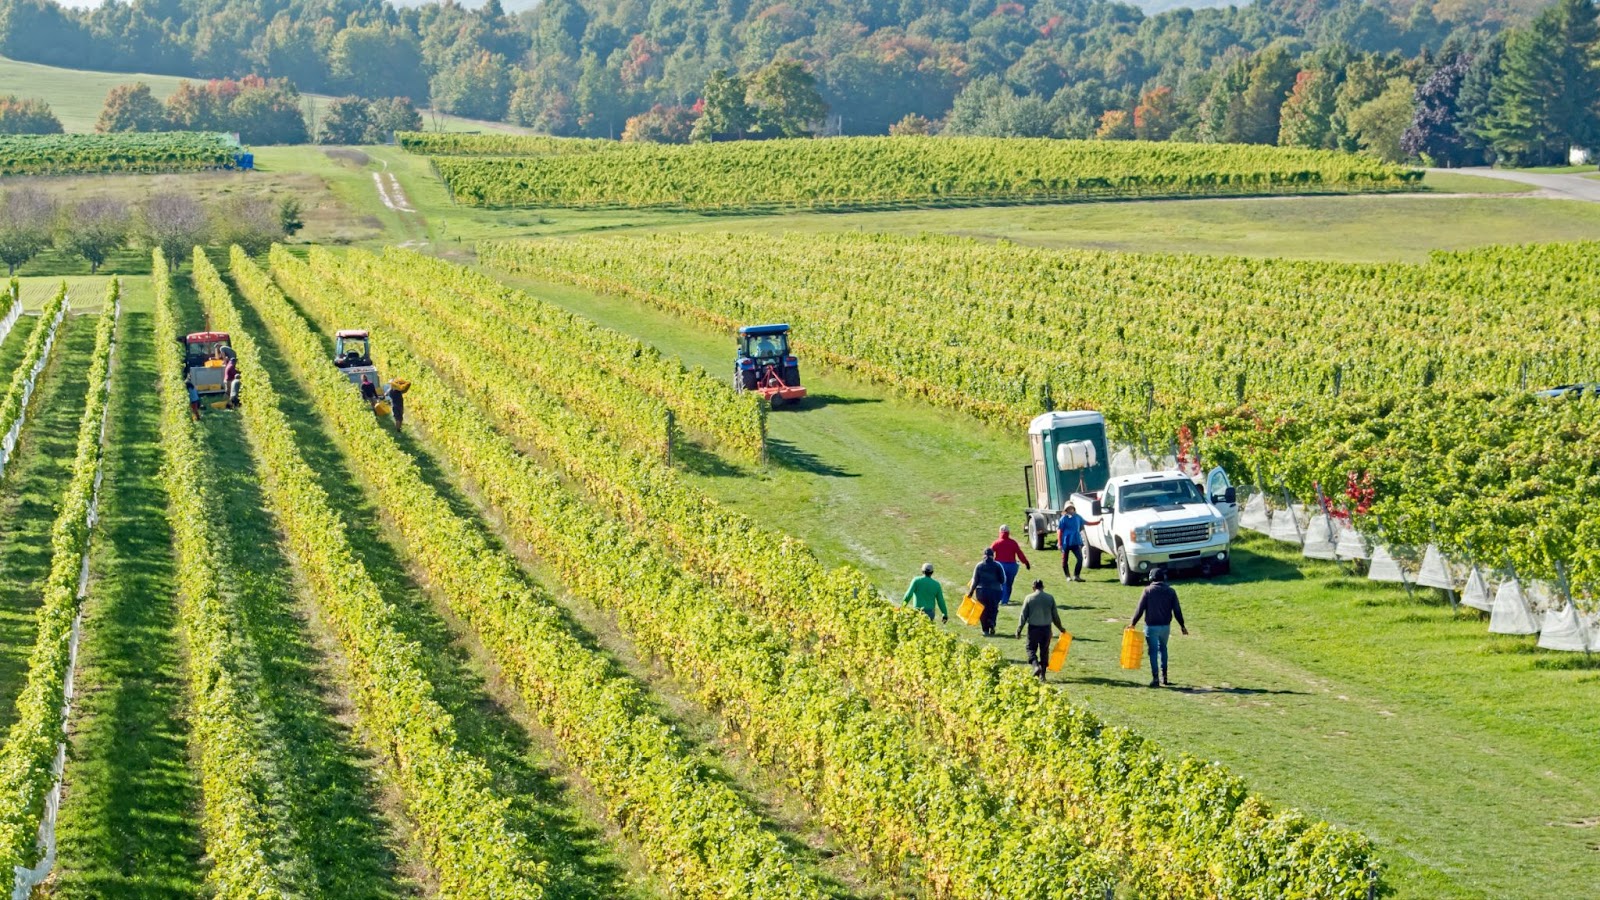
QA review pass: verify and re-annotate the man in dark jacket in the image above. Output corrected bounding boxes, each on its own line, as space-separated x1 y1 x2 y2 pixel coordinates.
966 547 1007 636
1130 566 1187 687
385 380 405 431
1015 579 1066 681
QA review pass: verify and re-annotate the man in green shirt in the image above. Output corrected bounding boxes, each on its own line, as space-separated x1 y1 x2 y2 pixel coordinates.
1015 579 1066 681
902 563 948 624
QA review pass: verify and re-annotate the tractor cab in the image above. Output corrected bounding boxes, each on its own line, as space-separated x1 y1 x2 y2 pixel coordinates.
333 329 379 387
182 332 233 395
735 324 806 405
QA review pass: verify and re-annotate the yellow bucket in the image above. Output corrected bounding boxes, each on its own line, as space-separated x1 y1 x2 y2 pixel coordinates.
374 400 392 416
208 400 227 410
1048 632 1073 672
957 593 983 627
1119 628 1144 670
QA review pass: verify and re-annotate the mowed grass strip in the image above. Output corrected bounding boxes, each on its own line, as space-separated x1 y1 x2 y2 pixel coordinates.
52 278 207 898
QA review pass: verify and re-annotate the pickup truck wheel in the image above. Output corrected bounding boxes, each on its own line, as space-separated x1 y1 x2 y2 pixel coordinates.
1116 546 1141 586
1087 546 1103 569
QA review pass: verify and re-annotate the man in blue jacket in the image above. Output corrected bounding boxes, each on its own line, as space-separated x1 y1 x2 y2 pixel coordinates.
1058 503 1086 582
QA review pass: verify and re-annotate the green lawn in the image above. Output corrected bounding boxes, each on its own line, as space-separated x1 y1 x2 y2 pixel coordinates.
52 279 209 898
488 268 1600 900
1420 171 1537 194
0 55 529 135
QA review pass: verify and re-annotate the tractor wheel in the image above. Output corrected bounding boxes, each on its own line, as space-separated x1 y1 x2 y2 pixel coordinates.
1087 546 1103 569
1116 545 1141 586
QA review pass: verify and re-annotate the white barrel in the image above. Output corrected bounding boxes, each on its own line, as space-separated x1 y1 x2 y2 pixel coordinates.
1056 439 1098 471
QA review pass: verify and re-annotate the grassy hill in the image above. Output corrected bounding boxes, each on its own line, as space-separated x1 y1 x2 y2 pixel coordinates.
0 55 530 136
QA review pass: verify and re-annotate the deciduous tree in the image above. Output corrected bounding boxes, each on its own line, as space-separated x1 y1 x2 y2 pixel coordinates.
746 59 827 138
0 95 61 134
56 197 131 274
139 193 208 264
97 82 168 132
0 188 55 275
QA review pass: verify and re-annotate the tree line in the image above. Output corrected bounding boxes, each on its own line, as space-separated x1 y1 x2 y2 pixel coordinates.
1 0 1594 164
0 187 302 275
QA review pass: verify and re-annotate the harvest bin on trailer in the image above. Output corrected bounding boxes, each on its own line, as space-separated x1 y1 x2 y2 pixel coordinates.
734 324 806 405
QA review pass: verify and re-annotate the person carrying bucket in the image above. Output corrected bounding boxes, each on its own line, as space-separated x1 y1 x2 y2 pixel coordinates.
1014 579 1066 682
966 547 1007 636
1130 566 1187 687
989 524 1030 605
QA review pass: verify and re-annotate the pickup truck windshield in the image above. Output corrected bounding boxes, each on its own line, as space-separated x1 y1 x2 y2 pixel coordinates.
1119 479 1204 511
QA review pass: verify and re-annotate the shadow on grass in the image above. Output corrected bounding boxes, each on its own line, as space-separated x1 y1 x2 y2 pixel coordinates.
53 309 208 899
673 438 749 479
231 281 635 900
791 393 881 410
768 437 858 478
0 317 93 731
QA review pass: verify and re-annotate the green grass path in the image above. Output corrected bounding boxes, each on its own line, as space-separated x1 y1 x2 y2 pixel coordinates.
494 269 1600 900
52 280 208 898
227 268 647 898
0 314 93 732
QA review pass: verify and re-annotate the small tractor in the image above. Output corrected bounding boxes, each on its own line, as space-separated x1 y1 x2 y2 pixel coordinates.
734 324 806 405
333 330 379 387
181 331 233 396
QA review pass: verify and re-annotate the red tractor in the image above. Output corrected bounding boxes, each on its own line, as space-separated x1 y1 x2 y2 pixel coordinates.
735 324 806 405
181 331 233 396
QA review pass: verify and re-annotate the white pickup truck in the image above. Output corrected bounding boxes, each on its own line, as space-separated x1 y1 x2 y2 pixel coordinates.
1072 470 1237 586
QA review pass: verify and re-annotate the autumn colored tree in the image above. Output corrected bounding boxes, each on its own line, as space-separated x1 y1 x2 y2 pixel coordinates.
1096 108 1134 140
0 95 61 134
889 113 932 135
96 82 168 132
1278 69 1339 149
1133 86 1177 140
621 104 697 143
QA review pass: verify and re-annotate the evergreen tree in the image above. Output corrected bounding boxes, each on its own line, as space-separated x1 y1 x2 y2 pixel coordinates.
1484 0 1600 165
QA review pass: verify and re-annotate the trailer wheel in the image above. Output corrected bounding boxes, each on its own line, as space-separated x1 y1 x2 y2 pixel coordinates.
1026 516 1046 552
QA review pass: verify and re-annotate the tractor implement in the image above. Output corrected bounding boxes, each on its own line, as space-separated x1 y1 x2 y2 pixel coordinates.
181 331 234 395
735 323 806 405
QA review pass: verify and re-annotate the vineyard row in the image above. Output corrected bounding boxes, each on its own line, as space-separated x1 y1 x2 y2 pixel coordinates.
425 136 1420 211
0 283 118 878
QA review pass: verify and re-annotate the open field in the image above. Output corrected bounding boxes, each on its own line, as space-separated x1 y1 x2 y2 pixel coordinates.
0 55 530 135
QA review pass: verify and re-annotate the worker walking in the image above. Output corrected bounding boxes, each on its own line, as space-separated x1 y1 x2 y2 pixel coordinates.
967 547 1007 636
385 380 405 431
360 375 378 407
1014 579 1066 681
1130 567 1188 687
901 563 947 624
990 524 1030 604
1058 503 1086 582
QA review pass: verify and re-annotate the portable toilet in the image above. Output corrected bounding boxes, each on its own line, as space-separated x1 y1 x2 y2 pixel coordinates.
1021 410 1111 549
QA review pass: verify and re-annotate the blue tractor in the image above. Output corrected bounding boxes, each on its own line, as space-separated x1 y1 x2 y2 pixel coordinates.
735 324 806 405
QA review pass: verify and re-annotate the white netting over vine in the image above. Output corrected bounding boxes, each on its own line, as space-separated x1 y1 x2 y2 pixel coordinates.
1460 567 1493 612
1301 515 1338 560
1367 547 1407 583
1415 545 1455 590
1488 581 1539 635
1239 492 1270 534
